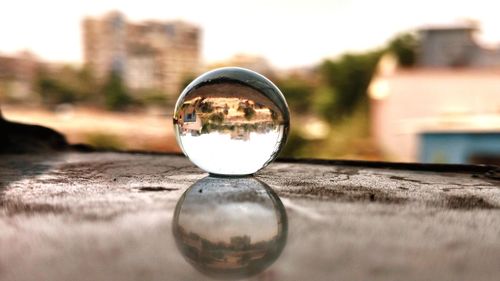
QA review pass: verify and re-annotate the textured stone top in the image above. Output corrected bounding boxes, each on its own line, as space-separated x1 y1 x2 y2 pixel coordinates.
0 152 499 281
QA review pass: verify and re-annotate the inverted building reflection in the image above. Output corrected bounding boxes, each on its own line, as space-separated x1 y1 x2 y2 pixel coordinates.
175 81 287 139
172 176 288 279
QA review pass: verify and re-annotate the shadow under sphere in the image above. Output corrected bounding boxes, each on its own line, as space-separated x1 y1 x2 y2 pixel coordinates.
172 176 288 280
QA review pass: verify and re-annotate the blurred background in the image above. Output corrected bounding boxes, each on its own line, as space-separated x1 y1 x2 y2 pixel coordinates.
1 0 500 164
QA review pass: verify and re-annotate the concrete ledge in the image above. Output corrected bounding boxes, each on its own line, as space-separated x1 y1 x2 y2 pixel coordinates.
0 152 499 281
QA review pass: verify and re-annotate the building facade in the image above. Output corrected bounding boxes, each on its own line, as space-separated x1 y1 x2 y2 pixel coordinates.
369 24 500 164
82 11 201 95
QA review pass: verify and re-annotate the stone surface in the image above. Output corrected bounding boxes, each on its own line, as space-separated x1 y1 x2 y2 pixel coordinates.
0 152 499 281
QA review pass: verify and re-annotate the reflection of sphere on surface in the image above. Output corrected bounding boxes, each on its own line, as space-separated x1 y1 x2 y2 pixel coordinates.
173 67 290 176
173 176 288 279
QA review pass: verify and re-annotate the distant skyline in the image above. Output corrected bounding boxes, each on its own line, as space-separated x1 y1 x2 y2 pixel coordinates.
1 0 499 69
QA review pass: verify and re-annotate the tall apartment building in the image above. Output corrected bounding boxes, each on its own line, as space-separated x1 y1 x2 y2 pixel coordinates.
82 11 201 95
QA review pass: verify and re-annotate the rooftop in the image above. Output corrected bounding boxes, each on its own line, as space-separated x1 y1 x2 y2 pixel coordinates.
0 151 499 280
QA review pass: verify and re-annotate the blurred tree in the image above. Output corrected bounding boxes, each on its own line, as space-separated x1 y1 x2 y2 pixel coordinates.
282 32 419 158
199 100 214 113
36 65 100 106
311 86 336 121
387 32 418 67
37 71 77 105
76 66 101 103
102 71 131 110
135 88 169 107
281 128 310 157
209 112 224 124
314 32 418 122
319 50 382 120
276 78 314 114
243 106 256 120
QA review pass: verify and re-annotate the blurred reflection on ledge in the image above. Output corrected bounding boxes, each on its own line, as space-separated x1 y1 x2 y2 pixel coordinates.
173 176 287 279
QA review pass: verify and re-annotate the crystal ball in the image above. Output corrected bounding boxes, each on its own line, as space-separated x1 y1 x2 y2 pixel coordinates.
172 176 288 279
173 67 290 176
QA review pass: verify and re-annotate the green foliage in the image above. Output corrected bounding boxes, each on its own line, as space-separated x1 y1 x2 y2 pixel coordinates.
243 106 256 120
319 50 382 120
135 89 169 106
311 86 336 121
201 123 210 134
277 78 314 113
209 112 224 124
281 104 378 159
38 76 77 104
102 71 131 111
281 129 310 157
30 29 418 160
36 65 100 106
199 101 214 113
85 132 125 150
387 32 418 67
305 32 418 123
280 32 420 159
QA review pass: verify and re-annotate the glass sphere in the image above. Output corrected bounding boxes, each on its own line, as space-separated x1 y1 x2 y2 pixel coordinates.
173 67 290 176
172 176 288 279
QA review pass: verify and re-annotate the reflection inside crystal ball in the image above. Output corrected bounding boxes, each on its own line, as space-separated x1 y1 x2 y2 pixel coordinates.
173 67 290 176
172 176 288 279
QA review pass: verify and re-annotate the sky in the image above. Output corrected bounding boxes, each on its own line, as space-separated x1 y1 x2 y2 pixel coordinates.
0 0 499 69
